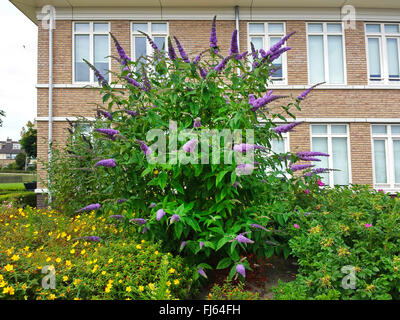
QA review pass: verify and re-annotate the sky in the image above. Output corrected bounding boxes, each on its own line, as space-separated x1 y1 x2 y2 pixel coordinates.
0 0 37 141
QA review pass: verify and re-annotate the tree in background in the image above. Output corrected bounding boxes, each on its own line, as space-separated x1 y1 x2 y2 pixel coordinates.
0 110 5 127
15 152 26 170
20 121 37 159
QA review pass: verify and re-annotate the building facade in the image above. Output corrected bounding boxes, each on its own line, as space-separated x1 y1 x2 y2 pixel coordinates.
10 0 400 202
0 138 22 168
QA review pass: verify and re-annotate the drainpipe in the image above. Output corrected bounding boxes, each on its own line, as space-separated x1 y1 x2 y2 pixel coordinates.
235 5 240 50
48 8 54 205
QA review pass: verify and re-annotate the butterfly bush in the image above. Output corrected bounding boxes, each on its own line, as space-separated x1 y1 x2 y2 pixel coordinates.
48 16 330 280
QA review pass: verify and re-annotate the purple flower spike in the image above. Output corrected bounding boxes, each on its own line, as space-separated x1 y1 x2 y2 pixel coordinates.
149 203 156 208
86 236 101 242
95 128 119 139
94 159 116 168
199 67 207 80
174 36 190 63
124 110 137 117
130 218 147 225
297 151 330 158
236 264 246 278
233 144 266 153
180 241 187 251
109 214 124 220
235 234 254 244
117 198 127 204
274 121 303 134
139 31 159 52
111 33 131 66
125 75 141 88
290 164 314 172
249 91 286 112
250 224 270 232
236 163 255 176
193 118 202 128
235 51 248 60
97 110 113 120
215 56 232 72
198 267 208 279
298 82 325 101
167 36 177 61
136 140 152 156
142 227 148 234
76 203 101 213
199 241 204 250
230 30 239 56
182 139 198 153
156 209 166 221
209 16 218 53
170 214 180 223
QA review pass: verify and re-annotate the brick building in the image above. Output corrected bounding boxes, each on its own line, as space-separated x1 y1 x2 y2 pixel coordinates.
0 138 23 168
10 0 400 203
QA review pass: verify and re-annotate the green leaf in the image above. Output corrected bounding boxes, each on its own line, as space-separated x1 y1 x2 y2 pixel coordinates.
158 171 167 190
216 170 229 187
216 257 232 270
216 237 230 251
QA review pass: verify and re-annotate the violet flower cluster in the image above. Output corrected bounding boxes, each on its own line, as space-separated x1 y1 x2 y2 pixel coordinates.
77 203 101 213
274 121 303 134
209 16 218 53
249 90 286 112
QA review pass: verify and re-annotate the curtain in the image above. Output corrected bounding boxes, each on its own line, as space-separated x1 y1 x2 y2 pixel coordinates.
332 137 349 185
374 140 387 183
328 35 344 83
308 35 325 84
94 35 109 81
312 137 329 184
387 38 400 79
368 38 381 79
75 35 90 82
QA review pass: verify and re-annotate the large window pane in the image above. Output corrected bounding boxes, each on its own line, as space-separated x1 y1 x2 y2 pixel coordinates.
328 35 344 83
332 137 349 185
374 140 387 183
75 35 90 82
327 23 342 33
368 38 381 79
311 125 327 134
308 35 325 84
250 37 263 51
152 23 167 33
394 140 400 183
268 23 284 33
94 35 109 81
372 125 387 134
134 36 147 60
366 24 381 33
133 23 148 33
75 23 90 32
387 38 400 79
154 37 166 51
385 24 400 34
312 137 329 184
392 125 400 134
308 23 323 33
94 23 109 33
331 125 347 134
271 138 285 153
249 23 264 33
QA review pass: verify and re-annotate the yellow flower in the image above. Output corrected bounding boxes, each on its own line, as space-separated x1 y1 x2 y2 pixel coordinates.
174 279 180 285
154 251 159 255
105 287 111 293
101 271 106 275
24 246 30 251
61 232 67 238
46 257 52 262
67 235 71 241
65 260 72 267
136 244 142 250
80 249 86 255
126 286 132 292
48 294 56 300
166 281 171 287
148 283 155 290
0 281 6 288
168 268 176 274
92 226 96 231
108 258 113 263
141 240 145 244
70 249 75 254
4 264 13 272
139 286 144 292
63 276 69 282
56 258 62 263
11 254 20 261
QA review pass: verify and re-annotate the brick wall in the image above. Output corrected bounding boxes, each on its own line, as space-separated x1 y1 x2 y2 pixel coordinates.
35 19 400 193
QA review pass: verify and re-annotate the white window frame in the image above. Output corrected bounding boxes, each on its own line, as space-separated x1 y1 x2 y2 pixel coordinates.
131 22 169 62
371 124 400 191
306 22 347 85
310 124 352 187
365 23 400 85
12 144 20 150
247 22 288 84
72 21 111 84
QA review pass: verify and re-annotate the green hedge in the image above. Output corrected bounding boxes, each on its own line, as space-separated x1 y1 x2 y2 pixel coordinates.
0 191 36 207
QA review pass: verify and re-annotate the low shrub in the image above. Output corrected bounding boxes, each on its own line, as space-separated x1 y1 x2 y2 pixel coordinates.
273 185 400 300
207 279 261 300
0 192 36 207
0 205 196 300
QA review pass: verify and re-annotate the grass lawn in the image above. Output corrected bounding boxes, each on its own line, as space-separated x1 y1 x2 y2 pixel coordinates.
0 173 36 184
0 183 26 192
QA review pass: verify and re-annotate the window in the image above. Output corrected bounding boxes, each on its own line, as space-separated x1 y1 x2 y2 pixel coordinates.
73 22 110 83
248 22 287 83
365 23 400 84
307 23 346 85
311 124 351 187
371 125 400 190
12 144 20 150
6 154 16 160
131 22 168 66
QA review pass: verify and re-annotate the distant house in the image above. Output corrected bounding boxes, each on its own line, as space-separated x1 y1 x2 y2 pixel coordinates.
0 138 23 168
